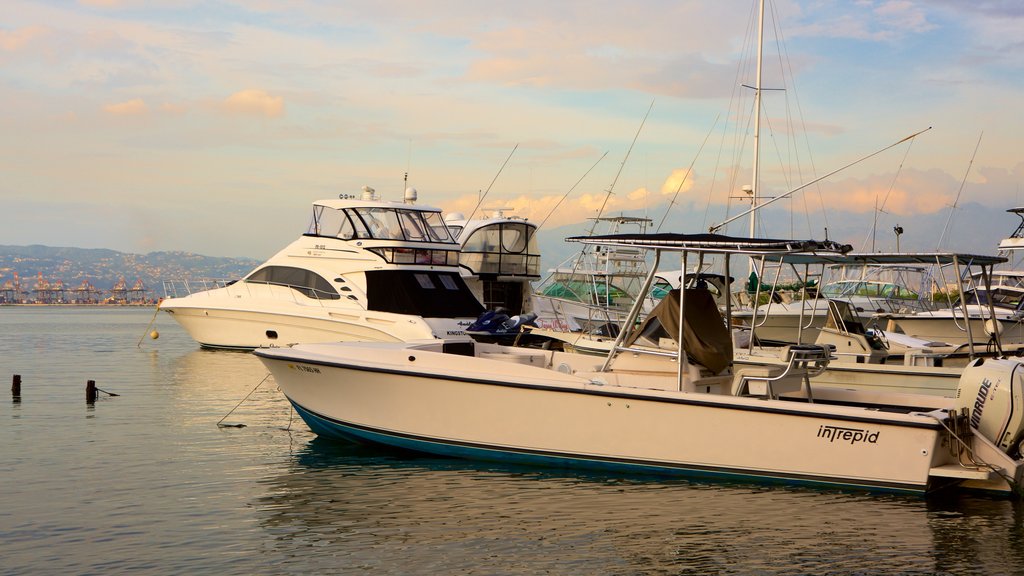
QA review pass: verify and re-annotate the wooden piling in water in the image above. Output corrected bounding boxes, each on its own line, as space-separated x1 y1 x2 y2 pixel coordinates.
12 374 21 401
86 380 97 404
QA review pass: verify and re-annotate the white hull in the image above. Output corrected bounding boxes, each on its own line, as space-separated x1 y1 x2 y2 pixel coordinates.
257 342 1019 495
531 295 639 333
891 313 1024 347
527 329 964 398
732 305 830 345
162 303 471 349
734 351 961 398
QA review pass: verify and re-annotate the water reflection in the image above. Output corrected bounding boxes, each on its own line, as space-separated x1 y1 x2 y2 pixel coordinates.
255 438 1024 574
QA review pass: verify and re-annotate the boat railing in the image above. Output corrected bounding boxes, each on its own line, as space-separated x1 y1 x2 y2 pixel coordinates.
162 279 234 299
163 278 350 308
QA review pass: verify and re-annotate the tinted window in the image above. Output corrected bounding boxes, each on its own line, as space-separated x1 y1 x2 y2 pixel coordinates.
246 266 340 300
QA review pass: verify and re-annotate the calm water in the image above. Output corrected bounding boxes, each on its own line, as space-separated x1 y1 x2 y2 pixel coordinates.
2 307 1024 575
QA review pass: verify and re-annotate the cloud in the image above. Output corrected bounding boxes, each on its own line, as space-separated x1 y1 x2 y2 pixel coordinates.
661 168 695 196
813 169 958 215
222 89 285 117
442 186 665 231
789 1 937 42
627 187 650 202
104 98 148 115
159 102 186 115
872 1 936 35
0 25 50 52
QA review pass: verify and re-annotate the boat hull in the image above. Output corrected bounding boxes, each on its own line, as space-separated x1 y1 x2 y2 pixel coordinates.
258 343 959 494
891 314 1024 347
734 353 962 398
161 301 472 350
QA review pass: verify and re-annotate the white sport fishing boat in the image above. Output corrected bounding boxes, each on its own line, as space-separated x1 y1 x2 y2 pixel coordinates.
160 187 483 350
885 207 1024 347
531 216 653 332
256 233 1024 496
733 252 1009 398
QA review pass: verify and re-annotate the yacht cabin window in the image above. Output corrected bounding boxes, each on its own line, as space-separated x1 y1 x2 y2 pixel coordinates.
307 206 455 243
458 222 540 277
245 266 340 300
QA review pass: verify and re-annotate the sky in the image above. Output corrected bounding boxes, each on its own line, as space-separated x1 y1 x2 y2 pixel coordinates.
1 0 1023 259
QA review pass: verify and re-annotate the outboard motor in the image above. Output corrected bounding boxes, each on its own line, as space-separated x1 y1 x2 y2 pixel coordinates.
956 358 1024 457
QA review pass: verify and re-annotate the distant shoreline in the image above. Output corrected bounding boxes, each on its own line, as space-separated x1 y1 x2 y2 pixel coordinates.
0 303 158 308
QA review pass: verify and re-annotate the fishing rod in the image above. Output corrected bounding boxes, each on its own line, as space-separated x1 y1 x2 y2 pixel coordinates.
585 99 655 236
709 126 933 234
464 143 519 223
536 151 609 230
936 131 983 250
656 114 720 233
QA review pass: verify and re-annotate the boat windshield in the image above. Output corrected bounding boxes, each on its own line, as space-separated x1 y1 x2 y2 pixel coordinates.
458 221 541 277
821 280 919 300
306 205 454 243
962 287 1024 310
540 276 632 307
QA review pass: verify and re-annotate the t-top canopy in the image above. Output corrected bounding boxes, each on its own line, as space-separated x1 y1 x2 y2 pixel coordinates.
567 232 852 257
843 252 1006 266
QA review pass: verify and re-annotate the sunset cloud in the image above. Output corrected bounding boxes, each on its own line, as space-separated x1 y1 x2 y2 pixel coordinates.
104 98 148 116
814 169 957 215
661 168 696 196
0 25 49 52
222 89 285 117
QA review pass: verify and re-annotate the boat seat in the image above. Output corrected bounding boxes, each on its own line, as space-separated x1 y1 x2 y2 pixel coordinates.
732 344 834 401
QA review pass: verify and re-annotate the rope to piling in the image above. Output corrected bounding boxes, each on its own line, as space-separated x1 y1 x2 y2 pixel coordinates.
217 373 272 428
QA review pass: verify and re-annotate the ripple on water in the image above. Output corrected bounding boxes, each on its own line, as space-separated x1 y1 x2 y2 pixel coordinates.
2 308 1024 575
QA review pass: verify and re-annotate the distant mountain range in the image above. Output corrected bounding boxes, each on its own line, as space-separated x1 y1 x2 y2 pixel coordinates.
1 201 1014 299
0 245 259 296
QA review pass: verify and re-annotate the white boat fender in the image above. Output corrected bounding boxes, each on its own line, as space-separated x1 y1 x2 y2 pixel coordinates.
985 318 1003 336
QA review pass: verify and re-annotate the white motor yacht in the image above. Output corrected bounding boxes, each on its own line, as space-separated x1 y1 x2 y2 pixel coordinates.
443 208 540 316
160 187 483 350
256 233 1024 496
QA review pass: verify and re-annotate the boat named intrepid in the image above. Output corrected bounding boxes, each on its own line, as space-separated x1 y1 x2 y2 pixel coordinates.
257 233 1024 496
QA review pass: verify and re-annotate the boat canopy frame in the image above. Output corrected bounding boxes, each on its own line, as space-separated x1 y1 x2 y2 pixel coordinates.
567 233 1010 382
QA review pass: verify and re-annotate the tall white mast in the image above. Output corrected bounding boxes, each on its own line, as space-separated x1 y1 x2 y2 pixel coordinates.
745 0 766 280
751 0 765 241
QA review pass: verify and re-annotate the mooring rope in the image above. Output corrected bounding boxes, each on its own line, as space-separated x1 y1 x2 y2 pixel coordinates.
217 373 272 428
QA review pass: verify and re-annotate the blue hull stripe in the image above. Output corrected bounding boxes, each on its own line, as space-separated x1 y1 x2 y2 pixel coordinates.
287 398 928 495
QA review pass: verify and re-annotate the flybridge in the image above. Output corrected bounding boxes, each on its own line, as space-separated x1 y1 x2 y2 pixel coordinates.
306 200 456 245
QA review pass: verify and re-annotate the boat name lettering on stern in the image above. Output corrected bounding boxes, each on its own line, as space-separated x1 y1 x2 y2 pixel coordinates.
969 378 993 429
287 363 321 374
817 424 880 445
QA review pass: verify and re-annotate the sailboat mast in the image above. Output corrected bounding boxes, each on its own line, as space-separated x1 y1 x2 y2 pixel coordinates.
745 0 766 280
751 0 765 241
